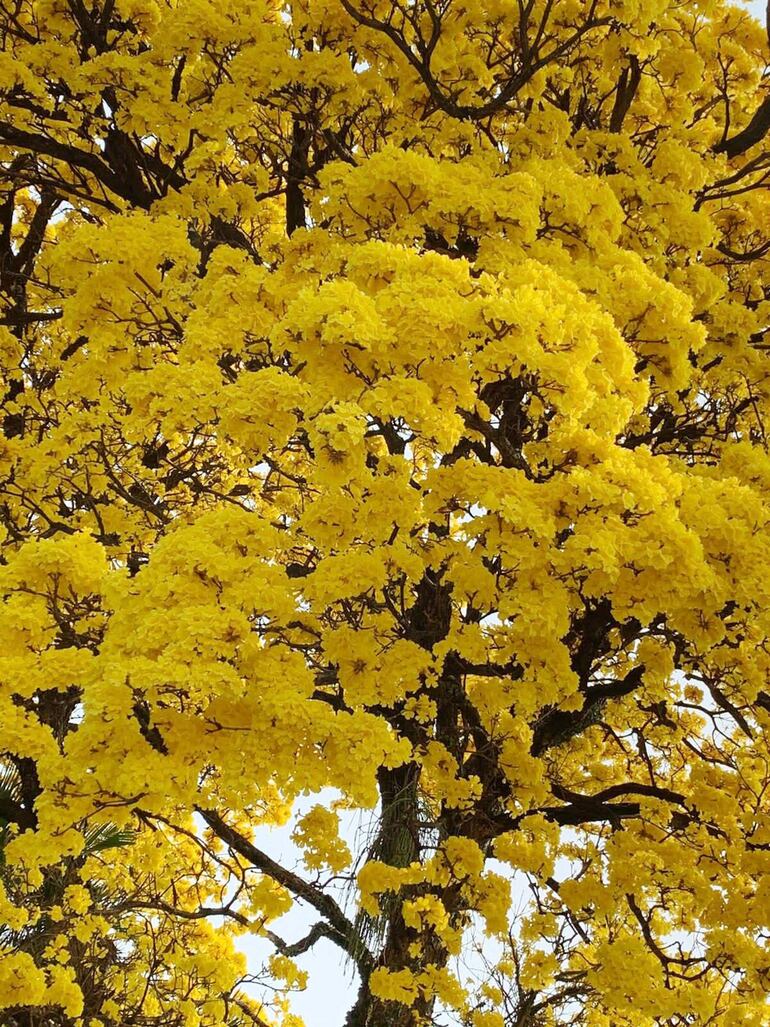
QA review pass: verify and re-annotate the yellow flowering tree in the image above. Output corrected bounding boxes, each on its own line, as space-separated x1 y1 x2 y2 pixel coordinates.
2 0 770 1023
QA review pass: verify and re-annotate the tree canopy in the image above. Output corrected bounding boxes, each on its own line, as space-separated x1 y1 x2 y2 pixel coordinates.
2 0 770 1023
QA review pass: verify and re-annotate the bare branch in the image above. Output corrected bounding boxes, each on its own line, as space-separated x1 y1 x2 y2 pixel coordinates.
197 807 373 972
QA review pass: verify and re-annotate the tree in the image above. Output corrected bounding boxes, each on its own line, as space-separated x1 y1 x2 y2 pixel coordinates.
1 0 770 1022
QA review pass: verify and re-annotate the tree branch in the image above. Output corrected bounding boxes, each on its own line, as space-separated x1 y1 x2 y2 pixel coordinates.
265 920 343 956
714 94 770 158
197 807 372 971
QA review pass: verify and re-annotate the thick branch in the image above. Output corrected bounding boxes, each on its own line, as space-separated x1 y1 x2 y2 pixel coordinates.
551 781 687 808
531 665 645 756
0 121 131 202
609 55 641 133
714 94 770 158
265 921 343 956
537 801 640 826
197 807 372 971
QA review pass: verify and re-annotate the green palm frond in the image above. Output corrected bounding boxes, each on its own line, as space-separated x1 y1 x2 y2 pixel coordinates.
83 823 136 854
0 763 23 865
0 763 22 807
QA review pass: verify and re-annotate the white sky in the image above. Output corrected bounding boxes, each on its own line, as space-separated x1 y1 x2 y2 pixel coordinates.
237 793 366 1024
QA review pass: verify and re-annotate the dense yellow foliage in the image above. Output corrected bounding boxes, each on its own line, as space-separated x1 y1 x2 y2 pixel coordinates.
1 0 770 1023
